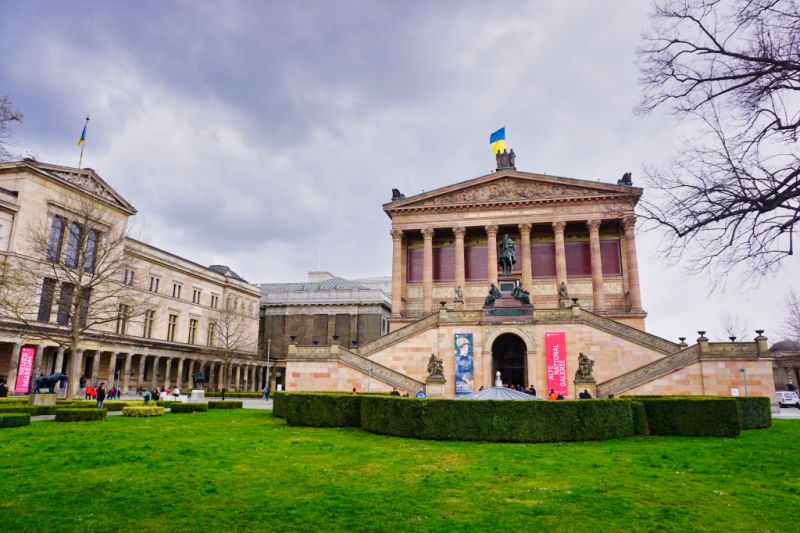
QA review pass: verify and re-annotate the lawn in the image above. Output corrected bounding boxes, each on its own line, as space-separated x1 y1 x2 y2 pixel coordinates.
0 410 798 532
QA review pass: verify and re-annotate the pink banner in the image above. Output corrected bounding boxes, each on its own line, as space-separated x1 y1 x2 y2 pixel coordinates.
545 332 568 398
15 346 36 394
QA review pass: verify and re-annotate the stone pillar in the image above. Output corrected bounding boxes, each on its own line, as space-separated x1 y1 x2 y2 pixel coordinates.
235 365 241 390
217 364 224 390
421 227 435 314
453 227 466 292
587 219 605 312
7 343 22 395
54 347 65 375
176 358 185 390
123 353 132 394
486 225 498 286
151 356 161 388
622 216 643 312
107 352 118 387
257 367 264 391
66 349 84 399
390 229 404 317
243 365 250 391
186 359 195 390
519 223 533 291
33 345 45 385
137 355 147 390
91 352 101 385
552 221 567 290
207 362 215 390
164 358 173 388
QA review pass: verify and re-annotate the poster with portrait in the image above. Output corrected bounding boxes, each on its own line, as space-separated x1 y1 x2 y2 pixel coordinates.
454 333 474 396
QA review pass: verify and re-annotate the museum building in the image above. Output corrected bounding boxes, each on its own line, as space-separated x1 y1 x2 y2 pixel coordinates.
277 156 776 401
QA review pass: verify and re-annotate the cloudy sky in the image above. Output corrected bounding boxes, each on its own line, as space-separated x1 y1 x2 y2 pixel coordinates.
1 0 796 341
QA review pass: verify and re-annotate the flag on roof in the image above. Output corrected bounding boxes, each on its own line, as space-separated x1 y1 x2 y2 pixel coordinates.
489 127 506 154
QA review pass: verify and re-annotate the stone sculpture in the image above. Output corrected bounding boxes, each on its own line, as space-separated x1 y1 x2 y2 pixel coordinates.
426 353 444 379
498 234 516 275
512 283 531 305
574 352 595 381
484 284 502 306
454 286 463 303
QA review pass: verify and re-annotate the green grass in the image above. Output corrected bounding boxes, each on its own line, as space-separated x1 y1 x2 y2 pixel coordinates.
0 410 798 531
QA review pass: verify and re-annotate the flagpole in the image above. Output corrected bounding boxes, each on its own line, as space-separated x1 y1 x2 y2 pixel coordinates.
77 116 89 169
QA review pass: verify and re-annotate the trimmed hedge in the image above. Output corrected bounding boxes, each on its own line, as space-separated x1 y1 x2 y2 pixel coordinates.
123 406 165 417
205 392 264 398
156 400 182 408
360 397 635 443
734 396 772 429
272 391 287 418
0 405 57 416
169 403 208 413
629 400 648 435
55 408 107 422
0 413 30 427
208 401 243 409
284 394 362 427
0 397 29 404
637 397 740 437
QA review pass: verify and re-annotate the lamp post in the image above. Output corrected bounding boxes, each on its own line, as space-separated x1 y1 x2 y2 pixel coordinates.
266 338 271 395
740 368 749 396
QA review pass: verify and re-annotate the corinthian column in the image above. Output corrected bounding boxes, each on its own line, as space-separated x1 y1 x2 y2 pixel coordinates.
587 219 605 312
390 229 404 317
622 216 643 312
485 225 498 286
552 221 567 290
422 227 435 314
518 223 532 291
453 227 466 293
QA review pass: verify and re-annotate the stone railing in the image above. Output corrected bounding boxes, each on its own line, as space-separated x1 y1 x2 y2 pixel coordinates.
596 345 700 397
704 342 760 358
532 308 574 321
357 313 440 356
337 347 425 392
579 309 679 354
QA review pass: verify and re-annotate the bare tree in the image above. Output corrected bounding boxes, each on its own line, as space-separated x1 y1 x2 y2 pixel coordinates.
0 193 148 397
207 301 257 390
638 0 800 278
716 311 749 341
782 288 800 343
0 96 23 162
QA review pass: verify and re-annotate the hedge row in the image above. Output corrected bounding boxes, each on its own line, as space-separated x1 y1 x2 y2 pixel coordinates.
635 397 741 437
0 414 30 427
0 397 28 404
56 400 142 412
0 405 57 416
170 403 208 413
123 406 165 417
208 401 243 409
734 396 772 429
55 408 107 422
205 392 264 398
272 391 287 418
284 394 361 427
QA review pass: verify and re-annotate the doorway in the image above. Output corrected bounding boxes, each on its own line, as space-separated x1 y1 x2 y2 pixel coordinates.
492 333 527 387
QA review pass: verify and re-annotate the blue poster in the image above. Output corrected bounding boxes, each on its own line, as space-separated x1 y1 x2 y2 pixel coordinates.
454 333 474 396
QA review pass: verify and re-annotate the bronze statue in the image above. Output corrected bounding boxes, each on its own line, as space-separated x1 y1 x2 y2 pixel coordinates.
512 283 531 305
391 188 405 201
575 352 595 381
498 234 516 275
192 371 204 387
426 353 444 379
484 284 502 306
508 149 516 167
34 372 67 393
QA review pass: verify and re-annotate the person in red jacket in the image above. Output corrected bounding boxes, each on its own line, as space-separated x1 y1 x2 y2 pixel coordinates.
84 384 93 400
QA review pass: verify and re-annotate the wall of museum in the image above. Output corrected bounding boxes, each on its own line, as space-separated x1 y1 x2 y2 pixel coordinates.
262 311 386 357
284 359 394 393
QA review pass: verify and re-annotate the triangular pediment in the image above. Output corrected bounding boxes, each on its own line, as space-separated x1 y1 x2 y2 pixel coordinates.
385 171 639 211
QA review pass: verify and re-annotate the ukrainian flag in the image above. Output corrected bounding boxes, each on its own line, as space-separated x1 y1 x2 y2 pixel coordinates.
489 127 506 154
76 123 87 147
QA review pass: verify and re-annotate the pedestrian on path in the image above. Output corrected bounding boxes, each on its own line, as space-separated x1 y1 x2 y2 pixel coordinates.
96 383 106 409
263 386 270 401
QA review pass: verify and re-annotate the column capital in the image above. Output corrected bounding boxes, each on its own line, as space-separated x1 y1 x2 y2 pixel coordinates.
622 216 636 232
518 223 532 234
586 219 602 232
390 228 404 240
485 225 498 237
421 227 435 239
452 226 466 238
552 221 566 233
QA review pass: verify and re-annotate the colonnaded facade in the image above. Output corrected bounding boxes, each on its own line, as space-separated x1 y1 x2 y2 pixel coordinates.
0 159 266 397
278 158 777 402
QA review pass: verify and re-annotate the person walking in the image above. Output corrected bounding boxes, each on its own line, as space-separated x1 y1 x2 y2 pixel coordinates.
221 387 227 401
263 386 270 401
96 383 106 409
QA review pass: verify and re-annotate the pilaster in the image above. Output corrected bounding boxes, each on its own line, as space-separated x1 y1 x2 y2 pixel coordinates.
587 219 605 312
486 225 498 286
422 227 435 314
518 223 532 291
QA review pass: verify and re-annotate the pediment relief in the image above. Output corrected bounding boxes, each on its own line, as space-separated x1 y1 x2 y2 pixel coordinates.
411 177 619 208
50 170 120 205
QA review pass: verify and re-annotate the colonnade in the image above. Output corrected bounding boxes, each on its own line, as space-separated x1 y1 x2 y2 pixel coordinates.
390 216 642 316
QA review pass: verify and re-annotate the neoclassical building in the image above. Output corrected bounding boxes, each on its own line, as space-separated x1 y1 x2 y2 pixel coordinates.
278 159 776 402
0 159 265 397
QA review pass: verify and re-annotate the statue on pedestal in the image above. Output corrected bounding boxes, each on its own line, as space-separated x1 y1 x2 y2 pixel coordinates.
426 354 445 380
484 284 502 306
498 234 517 275
512 283 531 305
574 352 595 381
454 286 463 303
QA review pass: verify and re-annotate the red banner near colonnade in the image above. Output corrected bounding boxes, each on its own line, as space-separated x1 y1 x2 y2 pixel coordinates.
545 332 568 397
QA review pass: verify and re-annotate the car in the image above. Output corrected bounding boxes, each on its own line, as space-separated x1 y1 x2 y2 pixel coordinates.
776 390 800 408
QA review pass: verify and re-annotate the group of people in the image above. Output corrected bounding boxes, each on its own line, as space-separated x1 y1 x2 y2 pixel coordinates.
142 386 181 403
84 383 120 404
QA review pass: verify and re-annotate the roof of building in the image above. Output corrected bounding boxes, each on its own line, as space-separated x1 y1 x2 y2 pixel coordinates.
209 265 245 281
260 276 378 293
770 340 800 354
259 272 392 307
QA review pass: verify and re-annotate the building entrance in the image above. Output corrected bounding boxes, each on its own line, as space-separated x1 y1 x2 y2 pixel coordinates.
492 333 526 388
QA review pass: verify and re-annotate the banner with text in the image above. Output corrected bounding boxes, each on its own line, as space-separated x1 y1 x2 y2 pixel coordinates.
545 332 568 397
14 346 36 394
454 333 474 396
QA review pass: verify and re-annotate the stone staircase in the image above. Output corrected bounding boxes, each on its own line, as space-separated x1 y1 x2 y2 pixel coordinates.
579 309 679 354
596 344 701 397
336 346 425 393
357 313 440 356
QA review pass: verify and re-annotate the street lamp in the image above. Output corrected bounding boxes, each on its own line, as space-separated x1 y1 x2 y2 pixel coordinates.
266 338 271 395
740 368 749 396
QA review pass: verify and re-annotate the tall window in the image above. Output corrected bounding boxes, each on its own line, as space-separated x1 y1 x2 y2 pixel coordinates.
188 319 198 344
123 269 135 285
56 282 74 325
116 304 130 335
192 288 201 304
78 288 91 328
172 283 182 299
37 278 56 322
143 309 155 338
46 216 65 262
149 276 160 293
64 222 82 269
167 314 178 341
207 321 216 347
210 294 219 308
83 229 98 273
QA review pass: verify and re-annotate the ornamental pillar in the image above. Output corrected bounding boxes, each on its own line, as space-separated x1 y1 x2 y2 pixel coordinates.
421 227 435 314
518 223 532 291
622 216 643 312
151 356 161 388
123 353 132 394
587 220 605 312
235 365 241 390
485 225 498 286
54 347 65 374
186 359 195 390
91 351 101 384
453 227 466 293
175 358 185 390
164 358 173 388
552 221 567 289
7 343 22 395
137 355 147 390
243 365 250 391
217 363 224 390
33 344 45 384
107 352 118 387
390 229 405 317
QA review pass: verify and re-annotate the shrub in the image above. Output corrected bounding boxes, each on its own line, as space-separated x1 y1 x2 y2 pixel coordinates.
629 400 649 435
0 397 28 404
0 405 57 416
205 392 263 398
734 396 772 430
0 413 30 427
55 408 107 422
123 406 165 417
638 397 740 437
272 391 287 418
56 400 96 407
157 400 181 408
208 401 243 409
284 394 361 427
169 403 208 413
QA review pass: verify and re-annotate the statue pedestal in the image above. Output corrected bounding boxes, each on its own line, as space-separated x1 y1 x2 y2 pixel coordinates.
190 390 205 401
453 301 464 311
29 393 56 406
425 376 446 398
573 380 596 399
